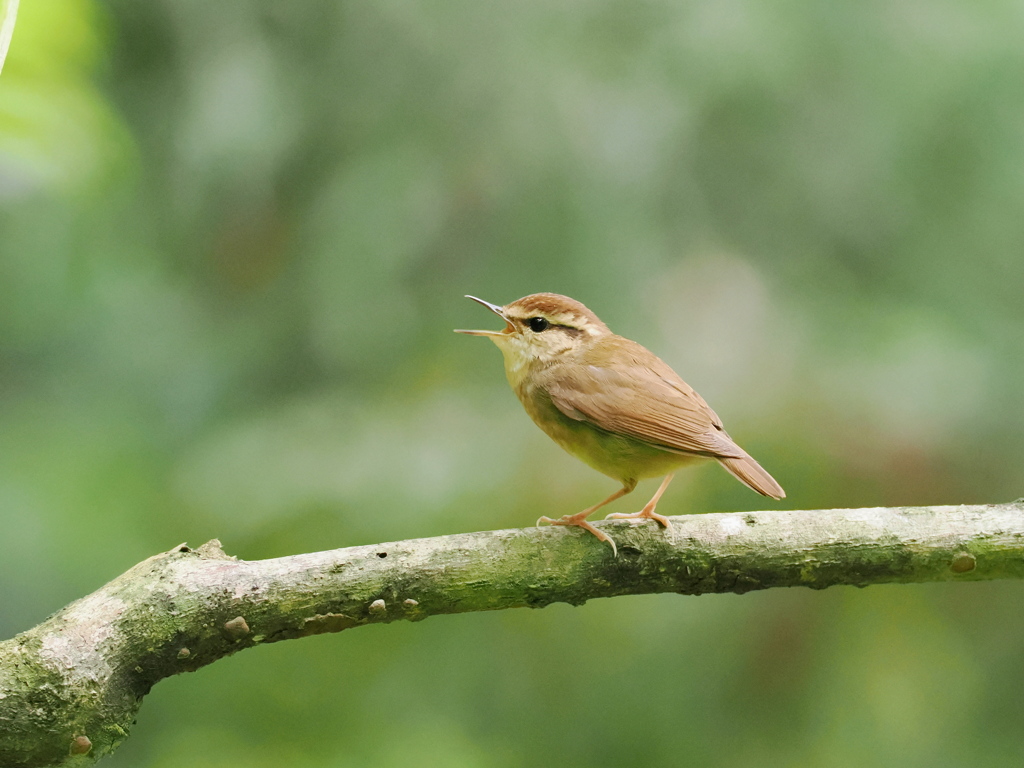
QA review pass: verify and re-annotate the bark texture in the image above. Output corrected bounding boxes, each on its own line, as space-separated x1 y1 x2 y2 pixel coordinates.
2 502 1023 767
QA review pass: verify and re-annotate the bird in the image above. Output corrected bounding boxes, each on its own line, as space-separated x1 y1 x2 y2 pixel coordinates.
455 292 784 555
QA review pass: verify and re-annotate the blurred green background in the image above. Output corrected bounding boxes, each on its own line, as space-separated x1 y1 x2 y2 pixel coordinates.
2 0 1024 765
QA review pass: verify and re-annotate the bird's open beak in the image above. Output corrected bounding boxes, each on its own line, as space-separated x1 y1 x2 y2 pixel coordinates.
454 295 515 336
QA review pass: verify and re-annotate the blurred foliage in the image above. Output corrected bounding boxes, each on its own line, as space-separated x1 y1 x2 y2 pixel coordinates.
2 0 1024 765
0 0 16 77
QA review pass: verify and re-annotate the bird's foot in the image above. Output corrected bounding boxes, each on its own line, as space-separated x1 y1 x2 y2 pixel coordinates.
537 512 618 557
605 474 674 530
605 506 672 529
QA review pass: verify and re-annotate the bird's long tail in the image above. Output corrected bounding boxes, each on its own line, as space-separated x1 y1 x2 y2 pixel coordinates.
718 454 785 500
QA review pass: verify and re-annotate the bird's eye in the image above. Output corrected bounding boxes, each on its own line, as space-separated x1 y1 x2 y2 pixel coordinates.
528 317 550 333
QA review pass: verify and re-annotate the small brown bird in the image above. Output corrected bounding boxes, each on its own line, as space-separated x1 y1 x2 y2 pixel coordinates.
456 292 784 554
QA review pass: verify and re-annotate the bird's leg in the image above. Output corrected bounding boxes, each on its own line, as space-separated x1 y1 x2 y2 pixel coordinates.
605 473 674 528
537 483 635 556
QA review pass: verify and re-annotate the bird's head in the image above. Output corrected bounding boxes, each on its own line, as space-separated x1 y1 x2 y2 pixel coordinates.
455 293 611 378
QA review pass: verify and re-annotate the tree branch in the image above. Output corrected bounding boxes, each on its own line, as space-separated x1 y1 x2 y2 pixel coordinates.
2 502 1023 766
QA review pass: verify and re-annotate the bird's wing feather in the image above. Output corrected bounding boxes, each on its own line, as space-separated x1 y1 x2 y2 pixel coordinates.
541 338 746 459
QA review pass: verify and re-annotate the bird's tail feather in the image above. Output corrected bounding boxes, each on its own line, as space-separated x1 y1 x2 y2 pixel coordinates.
718 454 785 500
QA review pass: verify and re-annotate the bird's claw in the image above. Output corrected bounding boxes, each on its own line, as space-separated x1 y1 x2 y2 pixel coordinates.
604 509 673 529
536 514 618 557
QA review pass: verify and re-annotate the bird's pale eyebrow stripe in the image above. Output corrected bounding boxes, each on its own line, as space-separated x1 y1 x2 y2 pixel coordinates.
512 317 582 335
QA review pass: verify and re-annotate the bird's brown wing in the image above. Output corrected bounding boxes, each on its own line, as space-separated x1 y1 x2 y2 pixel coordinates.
540 338 746 459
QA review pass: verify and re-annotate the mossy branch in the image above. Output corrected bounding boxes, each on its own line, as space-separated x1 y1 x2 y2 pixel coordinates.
2 502 1024 766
